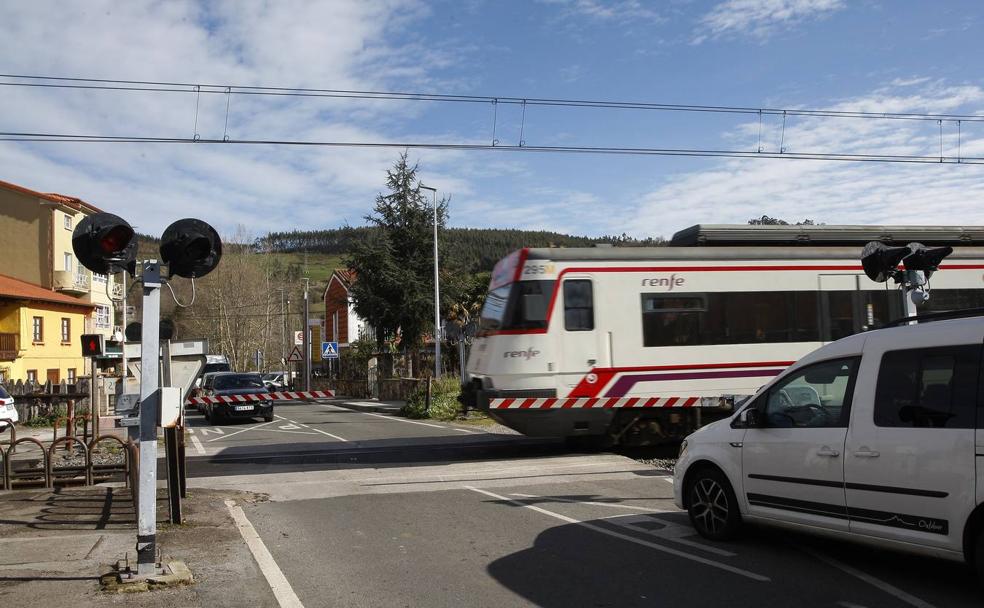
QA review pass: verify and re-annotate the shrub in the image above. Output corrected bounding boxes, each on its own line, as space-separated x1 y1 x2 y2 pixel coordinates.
401 376 463 421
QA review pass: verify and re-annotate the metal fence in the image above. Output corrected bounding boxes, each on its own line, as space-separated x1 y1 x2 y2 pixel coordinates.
0 420 133 492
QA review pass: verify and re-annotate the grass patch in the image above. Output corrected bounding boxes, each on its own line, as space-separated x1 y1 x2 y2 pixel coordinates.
401 376 463 421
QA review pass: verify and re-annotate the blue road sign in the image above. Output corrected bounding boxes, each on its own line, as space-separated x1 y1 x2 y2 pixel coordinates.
322 341 339 359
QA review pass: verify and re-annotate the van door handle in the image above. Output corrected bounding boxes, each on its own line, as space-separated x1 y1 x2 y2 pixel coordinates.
854 449 880 458
817 446 840 457
587 359 596 365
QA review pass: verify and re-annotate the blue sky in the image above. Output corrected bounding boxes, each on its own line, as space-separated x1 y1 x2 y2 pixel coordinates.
2 0 984 241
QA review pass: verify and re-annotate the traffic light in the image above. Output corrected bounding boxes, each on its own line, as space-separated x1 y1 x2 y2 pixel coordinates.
72 213 138 275
861 241 910 283
159 218 222 278
903 243 952 277
81 333 105 357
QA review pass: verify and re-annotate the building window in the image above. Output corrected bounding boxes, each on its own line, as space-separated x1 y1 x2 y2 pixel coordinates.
61 318 71 343
64 252 73 272
92 273 108 283
67 368 76 382
64 214 72 230
95 305 111 329
32 316 43 342
27 369 38 384
563 280 594 331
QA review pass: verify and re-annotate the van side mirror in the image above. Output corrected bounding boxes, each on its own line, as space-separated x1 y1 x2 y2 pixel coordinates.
733 407 762 428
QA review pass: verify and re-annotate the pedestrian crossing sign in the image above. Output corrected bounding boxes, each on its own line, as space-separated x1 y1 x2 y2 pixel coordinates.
322 341 339 359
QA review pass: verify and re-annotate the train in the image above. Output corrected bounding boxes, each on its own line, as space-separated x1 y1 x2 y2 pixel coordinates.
459 224 984 446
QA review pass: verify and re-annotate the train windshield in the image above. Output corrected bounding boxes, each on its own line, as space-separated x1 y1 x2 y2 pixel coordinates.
479 280 555 331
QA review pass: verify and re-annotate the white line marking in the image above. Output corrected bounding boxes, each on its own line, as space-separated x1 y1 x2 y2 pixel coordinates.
187 427 195 434
453 427 480 434
275 415 347 442
466 486 769 582
509 493 670 513
803 548 935 608
361 411 445 428
199 427 225 437
207 420 277 442
224 500 304 608
190 436 206 456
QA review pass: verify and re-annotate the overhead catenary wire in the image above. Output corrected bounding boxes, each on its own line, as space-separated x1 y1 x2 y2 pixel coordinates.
2 130 983 164
1 74 983 165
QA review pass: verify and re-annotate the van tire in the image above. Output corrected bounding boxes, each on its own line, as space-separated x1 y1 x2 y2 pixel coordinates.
975 528 984 583
686 467 742 541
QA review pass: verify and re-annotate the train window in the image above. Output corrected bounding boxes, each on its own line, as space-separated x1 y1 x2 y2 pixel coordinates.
564 280 594 331
642 295 704 346
479 281 555 331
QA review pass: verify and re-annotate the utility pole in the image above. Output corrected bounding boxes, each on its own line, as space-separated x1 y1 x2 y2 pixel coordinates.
420 184 441 378
302 278 311 391
136 260 161 576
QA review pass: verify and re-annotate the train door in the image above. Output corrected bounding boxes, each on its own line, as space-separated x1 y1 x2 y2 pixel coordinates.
558 275 599 390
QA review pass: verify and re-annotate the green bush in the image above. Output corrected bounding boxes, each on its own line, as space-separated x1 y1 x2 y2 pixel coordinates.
401 376 463 421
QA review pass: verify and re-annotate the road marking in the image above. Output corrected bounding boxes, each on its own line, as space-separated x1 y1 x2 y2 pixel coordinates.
275 415 347 442
453 427 481 434
509 492 671 513
225 500 304 608
187 427 195 434
199 427 225 437
207 420 277 442
190 436 206 456
803 547 935 608
508 493 734 557
467 486 769 582
359 411 449 429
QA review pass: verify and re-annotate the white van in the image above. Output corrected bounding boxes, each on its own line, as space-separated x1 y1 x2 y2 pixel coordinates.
674 312 984 578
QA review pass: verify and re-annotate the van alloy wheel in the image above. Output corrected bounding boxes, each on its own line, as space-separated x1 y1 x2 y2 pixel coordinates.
686 468 741 540
691 478 729 535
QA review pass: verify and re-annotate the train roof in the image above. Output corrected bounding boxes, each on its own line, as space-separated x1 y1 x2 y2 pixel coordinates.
524 245 984 262
669 224 984 246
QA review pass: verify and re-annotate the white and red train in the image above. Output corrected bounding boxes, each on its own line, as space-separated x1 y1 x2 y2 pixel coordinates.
460 224 984 445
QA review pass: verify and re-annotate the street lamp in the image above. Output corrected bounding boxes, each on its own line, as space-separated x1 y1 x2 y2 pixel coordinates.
419 184 441 379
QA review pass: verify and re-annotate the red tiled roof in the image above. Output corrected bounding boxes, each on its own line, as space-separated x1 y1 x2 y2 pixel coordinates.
0 178 103 214
0 274 95 309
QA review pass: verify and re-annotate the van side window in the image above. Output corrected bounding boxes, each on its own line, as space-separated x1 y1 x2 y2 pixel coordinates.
762 357 858 428
873 345 980 429
563 280 594 331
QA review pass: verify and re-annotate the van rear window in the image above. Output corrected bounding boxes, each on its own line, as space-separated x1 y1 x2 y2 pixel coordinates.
873 345 980 429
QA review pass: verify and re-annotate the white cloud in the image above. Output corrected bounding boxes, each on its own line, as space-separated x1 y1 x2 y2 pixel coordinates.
629 80 984 240
694 0 845 43
0 0 478 236
541 0 663 23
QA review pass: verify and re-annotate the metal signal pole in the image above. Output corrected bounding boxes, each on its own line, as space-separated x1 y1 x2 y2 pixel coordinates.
303 278 311 391
420 184 441 378
137 260 161 576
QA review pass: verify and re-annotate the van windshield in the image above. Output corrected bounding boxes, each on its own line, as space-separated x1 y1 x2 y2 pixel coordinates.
0 385 9 399
479 280 555 331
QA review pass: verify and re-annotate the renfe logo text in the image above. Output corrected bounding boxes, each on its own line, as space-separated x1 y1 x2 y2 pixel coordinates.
504 348 541 360
641 274 685 291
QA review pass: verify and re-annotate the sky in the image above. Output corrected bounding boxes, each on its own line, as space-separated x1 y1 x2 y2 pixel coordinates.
2 0 984 241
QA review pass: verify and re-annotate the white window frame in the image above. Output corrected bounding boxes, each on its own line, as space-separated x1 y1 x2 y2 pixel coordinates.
64 214 72 230
95 305 111 329
64 252 73 272
92 272 108 284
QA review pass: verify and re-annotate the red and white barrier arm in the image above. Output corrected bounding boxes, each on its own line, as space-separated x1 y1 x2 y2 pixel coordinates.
488 396 703 410
186 389 335 405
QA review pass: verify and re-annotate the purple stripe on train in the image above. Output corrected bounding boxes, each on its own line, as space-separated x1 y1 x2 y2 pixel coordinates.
604 368 785 397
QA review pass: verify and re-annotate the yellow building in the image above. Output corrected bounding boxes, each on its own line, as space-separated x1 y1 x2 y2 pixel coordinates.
0 179 120 344
0 273 93 384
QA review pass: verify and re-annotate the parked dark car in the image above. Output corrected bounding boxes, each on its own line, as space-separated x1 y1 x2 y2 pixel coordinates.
203 372 273 424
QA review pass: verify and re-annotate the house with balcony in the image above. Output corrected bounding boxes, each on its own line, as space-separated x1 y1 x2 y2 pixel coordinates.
0 273 93 384
0 178 120 343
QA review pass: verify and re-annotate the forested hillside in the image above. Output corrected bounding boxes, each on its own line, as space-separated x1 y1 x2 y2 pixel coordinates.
254 227 665 272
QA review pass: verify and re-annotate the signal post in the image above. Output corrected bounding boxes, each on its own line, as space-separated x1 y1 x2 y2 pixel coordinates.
73 212 221 580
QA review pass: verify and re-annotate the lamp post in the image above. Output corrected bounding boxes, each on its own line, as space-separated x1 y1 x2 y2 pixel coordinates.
419 184 441 379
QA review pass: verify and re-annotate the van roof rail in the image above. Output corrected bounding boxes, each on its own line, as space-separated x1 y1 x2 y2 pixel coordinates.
882 307 984 328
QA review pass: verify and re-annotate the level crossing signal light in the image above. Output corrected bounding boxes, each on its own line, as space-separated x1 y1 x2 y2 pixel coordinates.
80 333 105 357
72 213 138 275
159 218 222 278
861 241 953 283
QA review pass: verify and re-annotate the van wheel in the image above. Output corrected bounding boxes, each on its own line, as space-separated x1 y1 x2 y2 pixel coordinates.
686 467 742 541
975 528 984 583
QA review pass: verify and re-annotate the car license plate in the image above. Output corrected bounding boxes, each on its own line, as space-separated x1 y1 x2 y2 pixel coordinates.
235 405 253 411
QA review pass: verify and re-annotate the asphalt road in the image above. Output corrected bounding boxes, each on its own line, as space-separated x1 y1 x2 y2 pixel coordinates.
180 400 983 607
181 400 566 478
